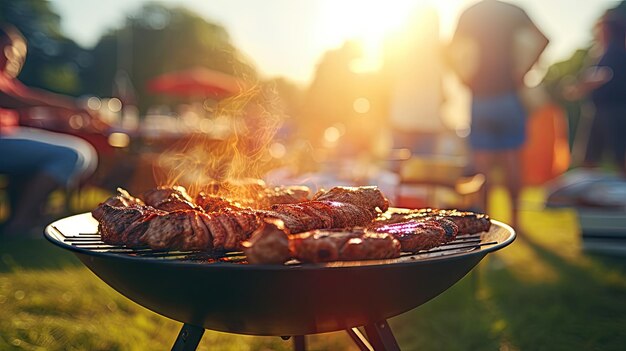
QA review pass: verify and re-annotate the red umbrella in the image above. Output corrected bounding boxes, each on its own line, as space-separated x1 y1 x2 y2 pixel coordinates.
146 67 246 99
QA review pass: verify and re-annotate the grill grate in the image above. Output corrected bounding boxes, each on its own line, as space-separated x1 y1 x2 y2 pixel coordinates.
50 225 497 265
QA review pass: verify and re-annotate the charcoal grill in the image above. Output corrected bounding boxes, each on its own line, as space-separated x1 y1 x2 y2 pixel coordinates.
44 210 515 351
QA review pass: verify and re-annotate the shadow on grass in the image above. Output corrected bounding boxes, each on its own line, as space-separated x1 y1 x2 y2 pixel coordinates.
484 235 626 351
389 233 626 351
390 268 500 350
0 236 81 272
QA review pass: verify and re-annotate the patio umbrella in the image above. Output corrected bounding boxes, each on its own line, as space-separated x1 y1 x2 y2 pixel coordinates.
146 67 246 99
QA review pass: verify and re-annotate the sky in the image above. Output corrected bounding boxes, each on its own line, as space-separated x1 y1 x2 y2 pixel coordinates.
52 0 621 85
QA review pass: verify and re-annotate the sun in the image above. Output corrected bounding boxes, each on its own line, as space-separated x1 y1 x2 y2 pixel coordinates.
315 0 465 72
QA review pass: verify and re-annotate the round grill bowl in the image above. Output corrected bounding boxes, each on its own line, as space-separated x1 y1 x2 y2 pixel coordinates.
45 212 515 336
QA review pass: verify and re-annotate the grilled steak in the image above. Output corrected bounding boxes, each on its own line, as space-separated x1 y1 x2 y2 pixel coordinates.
195 192 243 212
313 186 389 215
141 185 200 212
93 185 390 253
141 210 210 250
258 185 311 207
370 219 457 252
96 204 165 246
374 208 491 235
242 219 291 264
92 184 492 263
288 228 401 263
91 188 144 221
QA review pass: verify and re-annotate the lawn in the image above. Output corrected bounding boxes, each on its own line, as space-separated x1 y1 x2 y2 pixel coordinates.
1 186 626 350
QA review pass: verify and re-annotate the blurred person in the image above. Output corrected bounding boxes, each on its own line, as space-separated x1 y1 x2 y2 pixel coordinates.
447 0 549 229
384 7 444 157
0 24 99 235
566 9 626 174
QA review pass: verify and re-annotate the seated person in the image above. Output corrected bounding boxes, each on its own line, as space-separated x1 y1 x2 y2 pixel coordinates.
0 24 102 235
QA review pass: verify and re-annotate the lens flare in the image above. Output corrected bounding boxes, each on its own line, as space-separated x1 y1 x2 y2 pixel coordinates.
324 126 341 143
108 98 122 112
353 97 370 114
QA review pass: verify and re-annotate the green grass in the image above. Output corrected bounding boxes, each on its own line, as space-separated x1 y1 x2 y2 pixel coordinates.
1 186 626 350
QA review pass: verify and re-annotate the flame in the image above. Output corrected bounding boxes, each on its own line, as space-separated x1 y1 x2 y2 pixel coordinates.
153 83 284 203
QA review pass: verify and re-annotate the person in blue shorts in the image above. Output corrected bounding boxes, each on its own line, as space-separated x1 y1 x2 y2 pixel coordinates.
0 25 99 235
447 0 549 229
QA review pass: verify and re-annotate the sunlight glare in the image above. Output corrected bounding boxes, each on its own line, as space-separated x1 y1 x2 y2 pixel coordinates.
318 0 416 72
316 0 465 73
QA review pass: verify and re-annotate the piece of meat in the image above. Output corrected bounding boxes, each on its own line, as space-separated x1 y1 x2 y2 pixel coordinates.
289 228 401 263
94 185 392 256
254 209 303 235
269 203 328 233
199 213 227 249
375 208 491 234
289 230 360 263
339 233 401 261
241 218 291 264
313 186 389 214
190 211 213 250
140 210 211 251
91 188 144 221
371 220 450 252
142 185 193 203
96 204 163 245
258 185 311 207
141 186 199 212
231 210 262 234
322 201 374 228
195 192 243 212
152 196 198 211
265 201 374 233
215 212 244 249
436 218 459 241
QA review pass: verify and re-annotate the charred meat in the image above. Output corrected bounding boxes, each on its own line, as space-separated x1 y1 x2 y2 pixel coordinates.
369 218 458 252
142 185 199 212
374 208 491 235
288 228 401 263
92 185 389 253
91 184 492 263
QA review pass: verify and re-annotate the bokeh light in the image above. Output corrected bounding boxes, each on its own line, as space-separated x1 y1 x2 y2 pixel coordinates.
107 98 122 112
87 96 102 110
353 97 371 114
269 142 287 159
108 132 130 148
323 126 341 143
68 114 84 129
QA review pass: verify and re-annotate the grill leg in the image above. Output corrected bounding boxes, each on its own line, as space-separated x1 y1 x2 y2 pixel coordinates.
363 321 401 351
171 323 205 351
293 335 306 351
346 327 374 351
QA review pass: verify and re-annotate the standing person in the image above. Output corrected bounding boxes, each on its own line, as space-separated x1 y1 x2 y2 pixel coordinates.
447 0 549 229
577 9 626 174
0 24 99 236
385 7 444 156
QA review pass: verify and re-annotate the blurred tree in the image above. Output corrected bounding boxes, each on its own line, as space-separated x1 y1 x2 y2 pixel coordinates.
84 3 258 114
0 0 88 95
542 48 590 149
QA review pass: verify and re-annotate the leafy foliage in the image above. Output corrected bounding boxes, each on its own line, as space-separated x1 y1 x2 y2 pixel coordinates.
83 3 258 113
0 0 88 95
